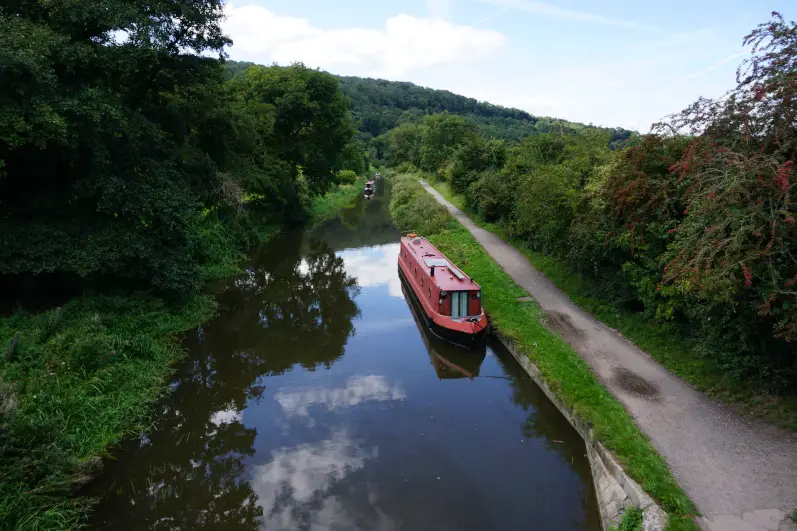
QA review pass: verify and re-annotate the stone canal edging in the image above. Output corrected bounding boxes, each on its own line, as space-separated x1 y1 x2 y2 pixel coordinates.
494 331 668 531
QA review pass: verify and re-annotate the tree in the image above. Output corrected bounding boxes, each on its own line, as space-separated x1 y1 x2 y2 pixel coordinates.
656 13 797 349
382 122 424 167
226 64 356 195
448 136 506 194
0 0 232 294
419 113 478 172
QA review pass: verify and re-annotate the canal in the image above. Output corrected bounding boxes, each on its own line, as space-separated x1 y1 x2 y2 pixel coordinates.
86 179 600 531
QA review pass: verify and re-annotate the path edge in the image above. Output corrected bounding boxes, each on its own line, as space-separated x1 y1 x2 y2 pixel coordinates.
495 331 668 531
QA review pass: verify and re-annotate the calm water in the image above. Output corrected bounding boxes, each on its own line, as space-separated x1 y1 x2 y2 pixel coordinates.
86 181 600 531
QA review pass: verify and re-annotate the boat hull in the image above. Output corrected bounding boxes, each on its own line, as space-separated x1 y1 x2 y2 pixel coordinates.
398 267 488 349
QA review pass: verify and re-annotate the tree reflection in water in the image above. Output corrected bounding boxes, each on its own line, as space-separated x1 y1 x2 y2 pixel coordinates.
85 232 360 530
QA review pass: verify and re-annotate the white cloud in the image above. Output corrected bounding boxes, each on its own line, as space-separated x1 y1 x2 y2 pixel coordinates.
220 4 748 131
222 4 507 78
339 244 403 298
275 375 406 417
403 29 743 132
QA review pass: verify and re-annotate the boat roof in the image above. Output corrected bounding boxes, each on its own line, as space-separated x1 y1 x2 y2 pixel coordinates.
401 235 480 291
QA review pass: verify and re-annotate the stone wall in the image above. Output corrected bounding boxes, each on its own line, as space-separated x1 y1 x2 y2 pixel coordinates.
495 332 668 531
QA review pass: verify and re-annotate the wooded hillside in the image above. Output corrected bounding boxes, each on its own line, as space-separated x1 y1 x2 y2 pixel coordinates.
224 60 635 145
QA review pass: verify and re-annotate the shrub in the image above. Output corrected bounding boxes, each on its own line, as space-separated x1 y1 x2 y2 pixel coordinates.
389 175 451 235
466 170 516 223
394 161 417 174
336 169 358 185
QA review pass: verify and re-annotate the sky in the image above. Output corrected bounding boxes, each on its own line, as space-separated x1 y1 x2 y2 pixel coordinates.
220 0 796 132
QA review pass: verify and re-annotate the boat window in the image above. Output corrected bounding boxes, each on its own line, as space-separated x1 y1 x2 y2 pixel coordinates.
450 291 471 318
428 287 432 298
421 276 424 287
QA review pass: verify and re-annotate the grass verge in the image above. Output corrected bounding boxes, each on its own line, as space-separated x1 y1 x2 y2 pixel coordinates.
427 177 797 431
391 174 698 530
309 175 368 224
611 507 643 531
0 295 218 530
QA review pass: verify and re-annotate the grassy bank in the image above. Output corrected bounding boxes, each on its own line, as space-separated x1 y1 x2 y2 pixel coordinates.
390 174 698 530
0 295 218 530
0 178 368 530
427 178 797 431
309 175 368 224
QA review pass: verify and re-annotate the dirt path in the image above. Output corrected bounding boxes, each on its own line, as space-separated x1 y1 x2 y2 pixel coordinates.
421 181 797 531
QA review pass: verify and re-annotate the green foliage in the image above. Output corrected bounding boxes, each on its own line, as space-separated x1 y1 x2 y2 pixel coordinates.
337 140 369 175
611 508 643 531
309 175 368 225
0 8 364 530
379 122 424 167
389 175 452 235
432 174 797 430
226 63 357 196
382 13 797 394
0 5 362 295
466 170 516 222
0 295 218 530
419 113 479 173
447 136 507 194
336 169 358 185
331 74 634 143
0 0 231 293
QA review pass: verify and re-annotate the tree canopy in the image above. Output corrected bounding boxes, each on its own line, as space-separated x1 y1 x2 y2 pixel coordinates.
1 9 358 295
224 60 636 147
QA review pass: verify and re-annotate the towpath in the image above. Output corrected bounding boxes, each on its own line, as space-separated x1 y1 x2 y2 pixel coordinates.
421 180 797 531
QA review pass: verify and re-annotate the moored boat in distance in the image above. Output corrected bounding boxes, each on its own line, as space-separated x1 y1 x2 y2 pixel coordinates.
398 233 489 348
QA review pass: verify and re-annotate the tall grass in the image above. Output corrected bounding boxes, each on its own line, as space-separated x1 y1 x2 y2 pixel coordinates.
0 295 217 530
389 175 698 530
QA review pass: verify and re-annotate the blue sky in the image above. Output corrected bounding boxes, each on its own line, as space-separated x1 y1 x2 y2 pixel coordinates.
221 1 795 131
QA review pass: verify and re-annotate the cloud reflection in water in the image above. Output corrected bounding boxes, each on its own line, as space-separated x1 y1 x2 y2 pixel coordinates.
250 429 381 530
338 244 403 298
275 375 406 418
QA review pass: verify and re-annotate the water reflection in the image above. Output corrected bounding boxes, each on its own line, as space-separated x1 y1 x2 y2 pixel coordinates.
250 429 379 530
86 182 599 531
308 179 398 253
275 375 406 418
402 281 487 380
339 244 404 298
85 232 360 531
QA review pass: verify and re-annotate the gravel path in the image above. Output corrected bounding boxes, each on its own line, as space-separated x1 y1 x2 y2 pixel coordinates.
421 180 797 531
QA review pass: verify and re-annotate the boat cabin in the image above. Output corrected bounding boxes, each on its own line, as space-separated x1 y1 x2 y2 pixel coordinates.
399 235 482 318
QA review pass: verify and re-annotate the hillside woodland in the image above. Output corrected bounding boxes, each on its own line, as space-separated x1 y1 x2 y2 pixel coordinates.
225 60 635 149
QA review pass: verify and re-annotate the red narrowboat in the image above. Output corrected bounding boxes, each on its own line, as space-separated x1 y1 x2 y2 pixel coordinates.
397 233 489 348
401 281 487 379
